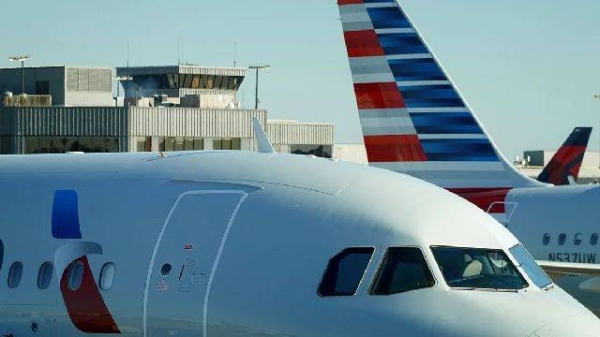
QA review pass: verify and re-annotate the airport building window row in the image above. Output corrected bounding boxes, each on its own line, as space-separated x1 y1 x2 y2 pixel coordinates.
543 233 599 246
318 244 551 297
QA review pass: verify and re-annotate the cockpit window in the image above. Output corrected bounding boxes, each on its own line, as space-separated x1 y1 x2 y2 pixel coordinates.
431 246 528 291
371 247 435 295
508 244 553 289
318 247 374 296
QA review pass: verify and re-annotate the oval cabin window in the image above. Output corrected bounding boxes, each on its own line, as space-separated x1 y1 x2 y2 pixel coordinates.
37 262 53 290
7 262 23 289
592 234 599 246
68 261 84 291
99 263 115 290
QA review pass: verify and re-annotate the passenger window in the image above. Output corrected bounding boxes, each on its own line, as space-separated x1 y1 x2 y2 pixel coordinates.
160 263 172 276
7 262 23 289
542 233 550 246
592 234 599 246
99 263 115 290
574 233 583 246
37 262 53 290
67 261 84 291
318 247 374 296
371 247 434 295
558 233 566 246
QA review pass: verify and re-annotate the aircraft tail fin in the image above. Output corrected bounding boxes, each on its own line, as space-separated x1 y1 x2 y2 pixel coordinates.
537 127 592 185
337 0 542 194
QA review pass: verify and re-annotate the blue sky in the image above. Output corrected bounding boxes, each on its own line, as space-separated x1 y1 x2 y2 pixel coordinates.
2 0 600 160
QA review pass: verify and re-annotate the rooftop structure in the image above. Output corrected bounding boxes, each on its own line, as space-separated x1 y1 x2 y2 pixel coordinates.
0 66 113 107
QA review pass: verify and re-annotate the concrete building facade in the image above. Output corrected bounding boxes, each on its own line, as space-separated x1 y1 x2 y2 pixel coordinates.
0 65 334 156
0 66 113 107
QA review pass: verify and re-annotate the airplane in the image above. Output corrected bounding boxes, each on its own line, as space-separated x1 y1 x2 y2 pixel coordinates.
537 127 593 185
336 0 600 314
1 118 599 336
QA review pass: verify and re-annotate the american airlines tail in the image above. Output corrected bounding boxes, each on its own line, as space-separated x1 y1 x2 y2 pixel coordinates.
337 0 543 208
537 127 592 185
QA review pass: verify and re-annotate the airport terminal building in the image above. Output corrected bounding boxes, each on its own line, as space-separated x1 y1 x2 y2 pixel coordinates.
0 65 334 157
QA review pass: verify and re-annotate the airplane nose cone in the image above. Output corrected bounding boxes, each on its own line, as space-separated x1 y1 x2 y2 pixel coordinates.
529 315 600 337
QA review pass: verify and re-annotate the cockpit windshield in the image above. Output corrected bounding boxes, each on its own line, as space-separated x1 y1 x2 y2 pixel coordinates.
508 244 553 289
431 246 528 291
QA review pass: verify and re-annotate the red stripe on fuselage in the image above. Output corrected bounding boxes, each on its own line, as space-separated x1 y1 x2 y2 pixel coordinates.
354 82 406 109
60 257 120 334
448 188 512 213
344 30 385 57
338 0 364 4
364 135 427 162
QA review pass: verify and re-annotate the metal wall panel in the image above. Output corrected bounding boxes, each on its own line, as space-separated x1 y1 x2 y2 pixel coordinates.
128 107 266 138
267 122 334 145
0 107 127 136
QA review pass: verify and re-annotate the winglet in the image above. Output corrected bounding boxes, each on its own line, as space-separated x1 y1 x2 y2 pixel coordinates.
252 117 275 154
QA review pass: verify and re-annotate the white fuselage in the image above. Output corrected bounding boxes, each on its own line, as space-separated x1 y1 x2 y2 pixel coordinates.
0 152 599 336
505 184 600 314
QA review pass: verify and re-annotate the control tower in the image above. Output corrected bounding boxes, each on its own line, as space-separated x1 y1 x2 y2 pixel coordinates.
116 65 245 108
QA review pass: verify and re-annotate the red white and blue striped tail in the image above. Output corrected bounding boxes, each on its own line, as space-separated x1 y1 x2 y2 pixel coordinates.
337 0 543 205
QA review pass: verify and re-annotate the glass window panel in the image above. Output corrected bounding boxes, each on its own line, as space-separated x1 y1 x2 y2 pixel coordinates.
228 77 238 90
200 75 208 89
183 74 193 88
206 76 215 89
214 76 223 89
592 234 599 246
372 247 435 295
68 261 84 291
574 233 583 246
193 138 204 150
431 246 527 291
509 244 552 289
167 74 176 89
136 137 147 152
213 139 222 150
79 137 93 153
221 76 230 90
8 261 23 289
222 138 232 150
99 263 116 290
37 262 53 290
558 234 566 245
165 137 176 152
318 247 374 296
232 138 241 150
67 137 81 152
191 75 201 89
25 137 39 154
184 138 194 151
175 138 184 151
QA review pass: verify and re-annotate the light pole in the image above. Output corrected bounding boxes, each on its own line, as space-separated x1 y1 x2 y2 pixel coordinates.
9 55 31 95
248 65 270 109
113 76 133 107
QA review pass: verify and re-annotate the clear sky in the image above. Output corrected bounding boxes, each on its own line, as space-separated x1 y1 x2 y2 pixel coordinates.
2 0 600 160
